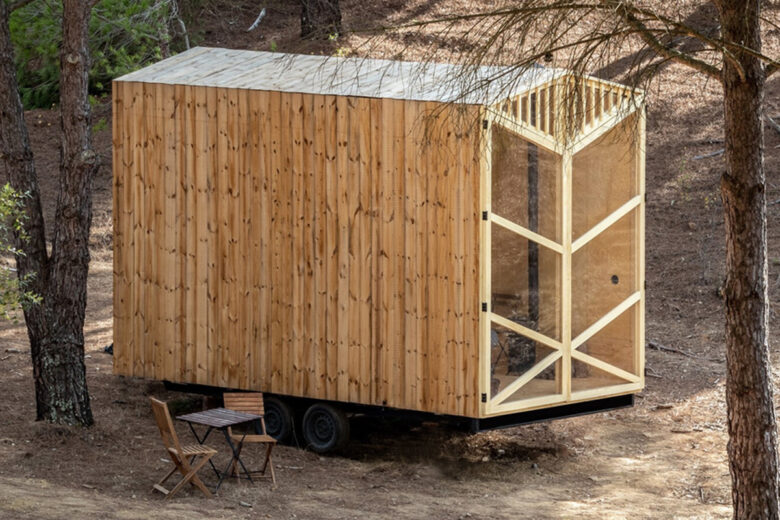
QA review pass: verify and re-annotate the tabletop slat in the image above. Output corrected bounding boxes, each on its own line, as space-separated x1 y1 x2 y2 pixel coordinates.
176 407 261 428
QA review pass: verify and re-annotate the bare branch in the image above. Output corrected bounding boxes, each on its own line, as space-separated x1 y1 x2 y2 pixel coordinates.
768 63 778 77
607 1 722 80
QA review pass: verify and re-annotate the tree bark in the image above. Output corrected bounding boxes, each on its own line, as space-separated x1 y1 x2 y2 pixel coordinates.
0 0 95 426
716 1 779 517
300 0 342 39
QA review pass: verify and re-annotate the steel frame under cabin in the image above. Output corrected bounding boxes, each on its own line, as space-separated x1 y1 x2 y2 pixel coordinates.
113 47 645 426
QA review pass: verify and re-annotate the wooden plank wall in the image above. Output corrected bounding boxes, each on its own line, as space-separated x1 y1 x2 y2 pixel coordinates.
113 82 482 417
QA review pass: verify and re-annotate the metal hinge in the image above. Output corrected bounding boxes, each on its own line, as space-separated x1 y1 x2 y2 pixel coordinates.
481 393 487 403
482 211 488 221
481 302 488 312
482 119 488 130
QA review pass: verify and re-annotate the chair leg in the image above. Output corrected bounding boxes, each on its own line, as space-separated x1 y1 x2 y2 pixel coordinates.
263 444 276 487
153 455 189 494
166 455 214 499
157 465 179 486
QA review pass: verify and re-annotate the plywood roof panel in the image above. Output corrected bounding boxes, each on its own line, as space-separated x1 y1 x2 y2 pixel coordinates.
115 47 564 105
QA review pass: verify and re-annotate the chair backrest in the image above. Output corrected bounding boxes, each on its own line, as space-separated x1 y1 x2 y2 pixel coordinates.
150 397 182 453
223 392 265 417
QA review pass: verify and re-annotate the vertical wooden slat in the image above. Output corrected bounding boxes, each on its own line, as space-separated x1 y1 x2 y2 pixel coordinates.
453 112 466 416
180 84 196 382
212 87 228 388
268 90 283 392
335 96 350 401
302 94 317 396
463 111 481 417
161 83 178 382
356 98 373 403
346 97 366 402
403 100 420 409
206 86 219 387
369 97 383 405
279 92 294 393
312 94 328 398
112 81 130 375
392 99 406 408
238 89 262 390
291 92 305 396
324 95 339 400
258 89 273 389
377 98 393 406
131 82 145 378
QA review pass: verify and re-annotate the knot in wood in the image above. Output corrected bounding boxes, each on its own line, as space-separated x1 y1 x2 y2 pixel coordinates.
80 149 97 164
66 53 80 65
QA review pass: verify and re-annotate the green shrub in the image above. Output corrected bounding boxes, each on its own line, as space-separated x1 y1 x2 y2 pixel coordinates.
10 0 172 108
0 184 40 321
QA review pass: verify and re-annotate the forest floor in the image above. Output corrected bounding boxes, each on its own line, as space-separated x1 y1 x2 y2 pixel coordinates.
1 1 779 519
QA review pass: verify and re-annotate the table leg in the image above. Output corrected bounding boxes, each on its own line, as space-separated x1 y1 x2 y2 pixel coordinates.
214 428 253 492
187 423 221 479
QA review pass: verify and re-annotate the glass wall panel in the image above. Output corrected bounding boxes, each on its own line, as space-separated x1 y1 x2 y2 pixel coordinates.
491 124 562 243
490 322 560 402
491 223 561 341
572 113 638 240
571 210 637 338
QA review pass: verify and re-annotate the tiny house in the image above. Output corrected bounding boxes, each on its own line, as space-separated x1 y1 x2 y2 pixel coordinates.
113 47 645 450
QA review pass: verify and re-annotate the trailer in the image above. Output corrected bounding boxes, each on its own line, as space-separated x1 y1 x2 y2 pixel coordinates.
112 47 645 452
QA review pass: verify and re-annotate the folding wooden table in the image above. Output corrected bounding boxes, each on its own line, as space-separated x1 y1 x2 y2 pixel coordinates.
177 407 261 491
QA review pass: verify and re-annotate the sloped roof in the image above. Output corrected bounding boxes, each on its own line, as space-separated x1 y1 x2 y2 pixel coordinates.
115 46 563 105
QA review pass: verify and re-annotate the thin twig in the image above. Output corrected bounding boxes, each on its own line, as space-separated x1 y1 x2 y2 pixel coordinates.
647 340 717 361
693 149 724 160
247 7 266 32
766 115 780 137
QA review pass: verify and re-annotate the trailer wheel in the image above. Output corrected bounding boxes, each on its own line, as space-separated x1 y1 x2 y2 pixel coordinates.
302 403 349 453
264 396 294 443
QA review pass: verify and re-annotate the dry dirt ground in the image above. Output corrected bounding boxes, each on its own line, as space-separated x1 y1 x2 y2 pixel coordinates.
1 2 780 519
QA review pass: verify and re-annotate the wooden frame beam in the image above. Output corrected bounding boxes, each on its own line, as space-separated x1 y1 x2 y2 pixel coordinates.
491 351 563 405
571 195 641 253
571 94 643 154
491 213 564 254
479 108 492 415
571 349 640 383
572 291 641 350
570 382 642 402
488 109 561 154
490 313 562 351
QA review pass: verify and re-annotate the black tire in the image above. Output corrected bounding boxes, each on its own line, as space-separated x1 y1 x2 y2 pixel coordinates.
264 396 294 443
302 403 350 453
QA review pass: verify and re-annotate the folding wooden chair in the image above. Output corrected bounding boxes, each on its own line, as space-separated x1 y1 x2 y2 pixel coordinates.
223 392 277 486
149 397 218 499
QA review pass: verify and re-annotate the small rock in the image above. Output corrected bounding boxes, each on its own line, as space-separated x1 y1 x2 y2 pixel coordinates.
655 403 674 410
5 348 20 353
481 456 489 462
687 221 697 231
531 463 539 470
497 449 506 456
239 501 252 508
82 484 95 489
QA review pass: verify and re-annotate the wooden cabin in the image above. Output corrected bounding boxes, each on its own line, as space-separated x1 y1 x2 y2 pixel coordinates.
113 47 645 435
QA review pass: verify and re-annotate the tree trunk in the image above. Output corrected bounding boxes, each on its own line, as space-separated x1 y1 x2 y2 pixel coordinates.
300 0 342 39
0 0 95 426
717 1 779 517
